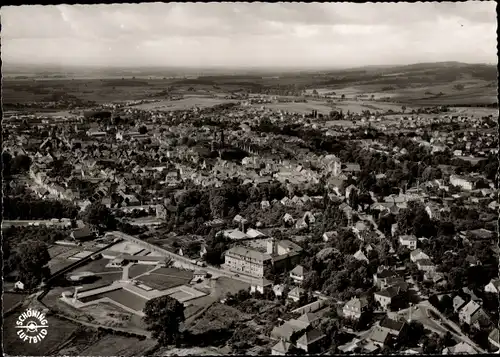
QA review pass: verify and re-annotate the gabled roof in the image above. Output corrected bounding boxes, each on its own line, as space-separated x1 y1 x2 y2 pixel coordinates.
375 286 400 299
290 265 305 276
380 316 405 334
345 297 368 310
459 300 481 318
296 328 325 346
297 312 318 325
369 326 390 344
272 340 292 354
354 250 369 262
289 286 305 297
489 328 500 344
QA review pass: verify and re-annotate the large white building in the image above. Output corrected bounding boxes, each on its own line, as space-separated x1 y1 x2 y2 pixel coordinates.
224 246 272 278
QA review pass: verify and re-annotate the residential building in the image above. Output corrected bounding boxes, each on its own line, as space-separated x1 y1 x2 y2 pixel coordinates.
271 340 293 355
290 265 305 285
484 279 500 294
343 297 368 320
488 328 500 351
458 300 489 326
374 287 401 310
450 175 475 191
398 235 417 250
288 287 305 302
14 281 25 290
296 329 325 353
410 249 430 263
416 259 436 273
442 342 477 354
453 295 467 313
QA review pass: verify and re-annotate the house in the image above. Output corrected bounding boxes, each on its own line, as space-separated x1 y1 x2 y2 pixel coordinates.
295 217 308 230
14 281 25 290
442 341 477 354
374 267 398 289
416 259 436 273
458 300 489 326
453 295 467 313
343 297 368 319
449 175 475 191
270 319 307 341
288 286 305 302
251 278 273 294
398 235 417 250
410 249 430 263
283 213 295 225
374 286 401 310
488 328 500 350
484 278 500 294
233 214 248 231
271 339 293 355
353 249 369 263
290 265 305 285
296 329 325 353
261 200 271 210
296 312 320 327
70 227 94 241
379 316 407 337
368 326 391 347
322 231 338 242
273 284 287 298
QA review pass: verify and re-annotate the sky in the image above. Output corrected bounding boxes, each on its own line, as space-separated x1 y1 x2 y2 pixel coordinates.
1 2 498 69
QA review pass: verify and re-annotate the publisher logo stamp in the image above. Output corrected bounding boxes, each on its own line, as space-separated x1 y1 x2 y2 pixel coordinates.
15 309 49 344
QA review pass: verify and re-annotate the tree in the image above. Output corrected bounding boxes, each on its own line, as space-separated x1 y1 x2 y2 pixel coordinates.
229 324 259 352
81 202 116 231
402 105 406 113
143 295 185 346
341 94 346 100
16 240 51 289
138 125 148 134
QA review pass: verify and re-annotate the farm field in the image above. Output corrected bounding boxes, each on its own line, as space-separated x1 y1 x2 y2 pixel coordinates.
130 96 238 111
3 312 80 356
3 293 27 311
253 101 334 114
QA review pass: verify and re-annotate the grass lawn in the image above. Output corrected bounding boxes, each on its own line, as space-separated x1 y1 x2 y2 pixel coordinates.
3 293 27 312
77 335 157 356
135 271 191 291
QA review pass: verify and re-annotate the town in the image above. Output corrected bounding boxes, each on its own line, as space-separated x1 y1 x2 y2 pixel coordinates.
2 2 498 357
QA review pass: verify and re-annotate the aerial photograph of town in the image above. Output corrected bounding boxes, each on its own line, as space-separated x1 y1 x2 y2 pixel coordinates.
1 2 498 356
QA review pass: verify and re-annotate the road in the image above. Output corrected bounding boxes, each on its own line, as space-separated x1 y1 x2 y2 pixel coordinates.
394 301 486 353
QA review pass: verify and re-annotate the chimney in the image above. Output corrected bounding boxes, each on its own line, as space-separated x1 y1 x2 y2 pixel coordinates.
267 237 277 255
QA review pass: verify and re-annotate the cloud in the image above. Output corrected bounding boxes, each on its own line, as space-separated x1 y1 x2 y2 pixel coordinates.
1 2 497 67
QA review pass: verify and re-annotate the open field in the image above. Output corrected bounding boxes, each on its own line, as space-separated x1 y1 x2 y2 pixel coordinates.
253 101 334 114
71 334 156 356
80 288 149 312
3 293 27 311
134 267 193 290
3 312 80 356
130 96 238 111
3 63 496 109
